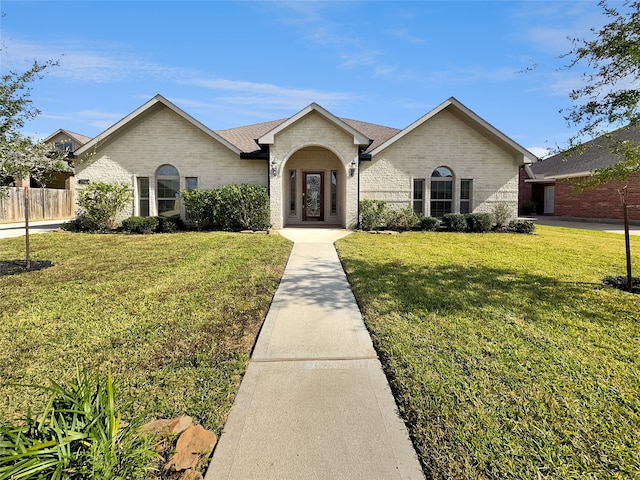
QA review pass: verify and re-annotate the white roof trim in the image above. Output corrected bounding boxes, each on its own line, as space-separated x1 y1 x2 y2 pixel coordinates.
42 129 90 146
370 97 537 165
75 94 242 157
258 102 370 146
524 170 592 183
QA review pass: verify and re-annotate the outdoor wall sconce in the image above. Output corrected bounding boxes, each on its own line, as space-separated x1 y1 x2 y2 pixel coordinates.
271 159 278 176
349 159 357 177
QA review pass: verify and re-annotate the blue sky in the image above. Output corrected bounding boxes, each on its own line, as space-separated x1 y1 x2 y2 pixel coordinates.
1 1 612 157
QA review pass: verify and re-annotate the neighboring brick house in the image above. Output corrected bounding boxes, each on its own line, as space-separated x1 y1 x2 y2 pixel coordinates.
72 94 536 229
519 127 640 222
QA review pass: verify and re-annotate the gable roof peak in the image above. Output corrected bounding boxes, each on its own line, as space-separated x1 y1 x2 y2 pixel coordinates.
370 97 537 165
258 102 371 146
75 94 242 157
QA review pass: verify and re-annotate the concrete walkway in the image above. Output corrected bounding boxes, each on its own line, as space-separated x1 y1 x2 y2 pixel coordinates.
205 228 424 480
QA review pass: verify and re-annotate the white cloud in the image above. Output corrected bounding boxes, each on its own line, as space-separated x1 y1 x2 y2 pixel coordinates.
1 36 186 84
184 77 357 111
526 146 551 159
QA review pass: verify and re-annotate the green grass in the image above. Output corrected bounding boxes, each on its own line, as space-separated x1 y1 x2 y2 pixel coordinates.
336 226 640 479
0 232 291 434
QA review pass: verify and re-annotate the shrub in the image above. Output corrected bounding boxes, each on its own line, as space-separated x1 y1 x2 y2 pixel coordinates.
217 184 270 231
521 200 538 215
60 215 98 232
442 213 467 232
182 184 270 231
508 219 536 234
359 199 387 231
156 214 185 233
121 216 159 234
77 182 132 231
0 370 159 479
420 216 440 231
466 213 493 233
182 189 218 230
385 206 419 231
492 202 513 229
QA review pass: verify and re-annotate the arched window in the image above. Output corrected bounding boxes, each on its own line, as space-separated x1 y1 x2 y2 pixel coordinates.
430 166 453 218
157 164 180 215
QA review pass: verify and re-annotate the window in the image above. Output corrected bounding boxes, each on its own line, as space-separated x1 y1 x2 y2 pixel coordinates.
54 141 73 153
331 170 338 215
186 177 198 191
430 167 453 218
460 179 472 214
289 170 296 214
157 164 180 215
137 177 149 216
413 179 425 215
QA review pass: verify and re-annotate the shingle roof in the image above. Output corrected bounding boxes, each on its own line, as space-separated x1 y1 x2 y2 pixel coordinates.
530 126 640 179
214 117 400 154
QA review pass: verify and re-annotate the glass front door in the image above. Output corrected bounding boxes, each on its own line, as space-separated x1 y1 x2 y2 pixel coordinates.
303 172 324 221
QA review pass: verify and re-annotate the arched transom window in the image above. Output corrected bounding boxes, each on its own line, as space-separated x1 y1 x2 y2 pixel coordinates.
430 166 453 218
157 164 180 215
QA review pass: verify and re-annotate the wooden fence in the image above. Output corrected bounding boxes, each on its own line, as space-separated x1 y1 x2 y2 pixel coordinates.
0 187 75 223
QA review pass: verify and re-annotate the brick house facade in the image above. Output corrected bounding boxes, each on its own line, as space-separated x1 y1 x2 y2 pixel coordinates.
519 127 640 222
72 95 536 229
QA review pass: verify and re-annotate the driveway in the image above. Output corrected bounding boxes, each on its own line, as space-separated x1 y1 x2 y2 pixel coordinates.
0 219 70 239
527 216 640 236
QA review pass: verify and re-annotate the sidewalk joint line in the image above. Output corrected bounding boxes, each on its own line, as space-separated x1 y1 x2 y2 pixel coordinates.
250 355 379 363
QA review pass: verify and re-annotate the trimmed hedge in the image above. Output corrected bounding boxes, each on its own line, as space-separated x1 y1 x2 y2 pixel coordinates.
442 213 467 232
508 219 536 234
182 184 270 231
420 216 441 231
465 213 493 233
121 216 159 234
120 215 185 234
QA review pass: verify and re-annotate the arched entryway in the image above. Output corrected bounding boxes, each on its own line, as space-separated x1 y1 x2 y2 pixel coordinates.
282 146 346 227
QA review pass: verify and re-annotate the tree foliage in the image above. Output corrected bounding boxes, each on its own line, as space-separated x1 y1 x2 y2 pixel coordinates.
0 59 69 190
563 1 640 291
564 1 640 185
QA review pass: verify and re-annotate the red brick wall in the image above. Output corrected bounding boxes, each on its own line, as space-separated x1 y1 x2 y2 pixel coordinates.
555 172 640 221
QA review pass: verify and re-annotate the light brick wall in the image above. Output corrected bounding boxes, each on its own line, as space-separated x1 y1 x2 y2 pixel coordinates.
75 105 266 221
269 112 360 229
361 109 520 219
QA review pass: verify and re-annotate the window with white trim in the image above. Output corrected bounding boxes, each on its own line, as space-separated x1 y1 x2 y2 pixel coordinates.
430 167 453 218
413 179 425 216
157 164 180 215
460 179 472 214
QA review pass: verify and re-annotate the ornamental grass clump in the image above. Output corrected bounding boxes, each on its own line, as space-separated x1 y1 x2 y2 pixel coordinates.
0 370 159 479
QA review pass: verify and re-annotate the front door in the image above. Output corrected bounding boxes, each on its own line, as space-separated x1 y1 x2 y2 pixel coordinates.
303 172 324 221
544 185 555 214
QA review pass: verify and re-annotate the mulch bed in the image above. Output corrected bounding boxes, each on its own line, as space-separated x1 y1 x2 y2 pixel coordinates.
0 260 54 277
603 276 640 294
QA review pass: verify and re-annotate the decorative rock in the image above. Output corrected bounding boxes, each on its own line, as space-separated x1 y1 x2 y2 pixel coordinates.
140 415 193 436
179 469 203 480
167 415 194 435
165 425 217 471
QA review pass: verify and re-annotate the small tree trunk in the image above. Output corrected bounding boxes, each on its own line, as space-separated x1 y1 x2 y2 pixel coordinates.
24 184 31 270
619 187 633 291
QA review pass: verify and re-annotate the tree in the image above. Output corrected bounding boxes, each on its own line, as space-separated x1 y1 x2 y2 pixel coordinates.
563 0 640 291
0 59 69 270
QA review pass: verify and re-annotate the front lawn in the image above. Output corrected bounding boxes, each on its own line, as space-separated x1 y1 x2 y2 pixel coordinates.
0 232 291 433
336 227 640 479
